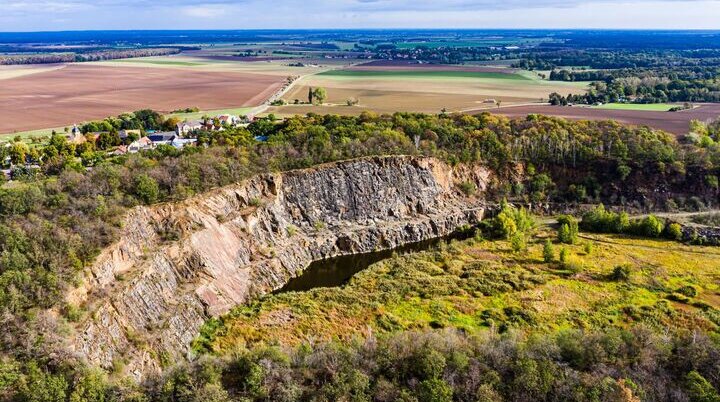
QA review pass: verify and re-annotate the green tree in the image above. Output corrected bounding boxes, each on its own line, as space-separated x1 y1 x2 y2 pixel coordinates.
69 369 108 402
312 87 327 105
417 378 453 402
686 371 720 402
133 174 160 205
9 142 29 164
17 363 68 402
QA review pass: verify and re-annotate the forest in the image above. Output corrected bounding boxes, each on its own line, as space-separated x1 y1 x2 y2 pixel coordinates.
0 111 719 401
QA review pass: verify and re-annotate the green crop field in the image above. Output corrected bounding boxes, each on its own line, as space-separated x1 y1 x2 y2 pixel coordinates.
166 106 254 120
592 103 678 112
318 69 533 81
114 58 205 66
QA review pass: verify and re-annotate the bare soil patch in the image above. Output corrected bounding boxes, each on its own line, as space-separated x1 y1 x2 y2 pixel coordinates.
0 64 284 134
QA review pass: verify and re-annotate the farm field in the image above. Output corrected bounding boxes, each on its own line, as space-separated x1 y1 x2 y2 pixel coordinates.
0 64 66 80
166 106 255 120
0 62 286 134
317 69 532 80
593 102 679 111
489 104 720 135
270 64 588 116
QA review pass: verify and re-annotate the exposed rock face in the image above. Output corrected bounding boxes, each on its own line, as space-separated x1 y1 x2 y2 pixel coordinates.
69 156 490 378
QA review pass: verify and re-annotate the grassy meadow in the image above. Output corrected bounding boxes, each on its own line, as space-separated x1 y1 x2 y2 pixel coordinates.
198 226 720 353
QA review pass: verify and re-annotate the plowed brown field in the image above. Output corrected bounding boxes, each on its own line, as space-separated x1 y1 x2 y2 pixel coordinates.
0 64 284 134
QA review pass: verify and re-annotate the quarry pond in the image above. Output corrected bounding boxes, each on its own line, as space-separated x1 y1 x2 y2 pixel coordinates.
279 228 476 292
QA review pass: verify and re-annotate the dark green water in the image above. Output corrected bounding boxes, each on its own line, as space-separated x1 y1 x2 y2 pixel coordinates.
279 229 474 293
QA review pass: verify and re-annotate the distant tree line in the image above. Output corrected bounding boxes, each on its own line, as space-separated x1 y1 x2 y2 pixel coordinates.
0 48 181 65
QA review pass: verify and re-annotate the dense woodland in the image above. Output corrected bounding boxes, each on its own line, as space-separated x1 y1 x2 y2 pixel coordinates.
1 111 720 400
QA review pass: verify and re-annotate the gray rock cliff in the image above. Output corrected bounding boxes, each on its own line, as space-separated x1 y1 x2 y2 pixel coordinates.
67 155 490 378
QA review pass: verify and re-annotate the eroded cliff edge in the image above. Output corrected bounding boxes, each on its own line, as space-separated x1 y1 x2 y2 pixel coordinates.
67 156 490 378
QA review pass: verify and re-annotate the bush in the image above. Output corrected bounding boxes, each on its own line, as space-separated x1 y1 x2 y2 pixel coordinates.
676 285 698 298
492 202 534 240
557 215 579 244
510 232 527 253
559 247 568 264
581 205 629 233
628 215 664 238
458 181 477 196
543 240 555 263
611 265 632 281
665 222 684 241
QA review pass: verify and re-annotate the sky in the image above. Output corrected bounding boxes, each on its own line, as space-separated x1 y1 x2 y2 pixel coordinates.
1 0 720 31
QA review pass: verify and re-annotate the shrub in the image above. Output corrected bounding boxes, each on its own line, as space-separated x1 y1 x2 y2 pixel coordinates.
676 285 698 298
665 223 683 241
557 215 579 244
581 205 628 233
685 370 720 402
510 232 527 253
611 265 632 281
543 240 555 263
458 181 477 196
559 247 568 264
492 202 534 240
628 215 664 238
583 242 594 255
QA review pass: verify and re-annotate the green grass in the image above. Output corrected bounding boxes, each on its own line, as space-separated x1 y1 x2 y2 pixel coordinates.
165 107 254 120
592 103 678 112
202 227 720 353
113 58 205 66
318 69 532 81
0 126 67 141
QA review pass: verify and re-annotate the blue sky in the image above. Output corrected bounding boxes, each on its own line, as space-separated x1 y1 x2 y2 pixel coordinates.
1 0 719 31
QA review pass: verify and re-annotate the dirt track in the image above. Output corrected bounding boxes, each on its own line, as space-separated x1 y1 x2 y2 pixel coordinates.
484 104 720 136
0 64 284 134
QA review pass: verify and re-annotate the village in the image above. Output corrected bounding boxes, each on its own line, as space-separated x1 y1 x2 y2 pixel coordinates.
0 111 256 179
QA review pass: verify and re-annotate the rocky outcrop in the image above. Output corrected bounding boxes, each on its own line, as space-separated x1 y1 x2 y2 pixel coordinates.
68 156 490 378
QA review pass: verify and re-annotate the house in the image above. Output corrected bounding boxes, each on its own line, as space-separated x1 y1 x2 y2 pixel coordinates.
119 129 142 141
171 137 198 149
111 145 128 156
147 132 177 146
176 120 203 136
217 114 241 127
128 137 153 153
66 124 87 145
